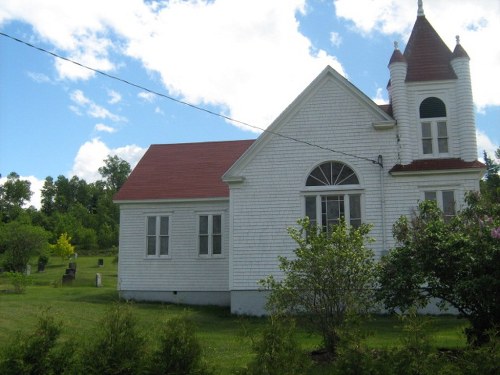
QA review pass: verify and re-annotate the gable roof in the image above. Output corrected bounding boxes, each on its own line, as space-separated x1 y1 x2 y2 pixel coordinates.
223 65 395 180
404 15 457 82
114 140 254 202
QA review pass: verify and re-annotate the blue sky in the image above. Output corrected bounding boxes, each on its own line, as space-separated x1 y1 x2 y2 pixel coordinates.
1 0 499 208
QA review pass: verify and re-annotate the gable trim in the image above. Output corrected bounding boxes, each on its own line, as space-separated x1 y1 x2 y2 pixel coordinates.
223 65 394 180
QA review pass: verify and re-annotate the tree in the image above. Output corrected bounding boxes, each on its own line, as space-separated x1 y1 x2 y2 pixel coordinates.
98 155 131 192
0 221 50 272
0 172 32 222
481 148 500 203
260 218 377 356
51 233 75 260
378 194 500 345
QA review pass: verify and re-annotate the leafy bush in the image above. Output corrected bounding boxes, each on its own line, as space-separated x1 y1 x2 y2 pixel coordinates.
81 303 146 375
5 271 32 294
0 312 63 375
261 217 377 356
239 315 310 375
149 316 211 375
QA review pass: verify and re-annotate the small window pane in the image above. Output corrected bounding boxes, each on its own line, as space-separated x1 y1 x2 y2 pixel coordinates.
442 191 455 217
424 191 437 201
160 216 169 235
419 97 446 118
199 235 208 255
437 122 447 137
438 138 448 153
421 122 432 138
147 236 156 255
199 216 208 235
213 235 222 255
305 196 316 222
306 162 359 186
147 217 156 236
349 194 361 224
159 236 169 255
422 139 433 154
213 215 221 235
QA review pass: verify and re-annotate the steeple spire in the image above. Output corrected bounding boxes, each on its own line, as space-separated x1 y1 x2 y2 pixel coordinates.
418 0 424 17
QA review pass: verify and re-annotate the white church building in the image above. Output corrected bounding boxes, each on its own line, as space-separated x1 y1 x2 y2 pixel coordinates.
114 2 484 315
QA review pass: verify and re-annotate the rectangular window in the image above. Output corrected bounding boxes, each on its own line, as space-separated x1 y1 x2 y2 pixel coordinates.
199 214 222 256
146 215 170 257
421 121 448 156
423 190 455 220
305 194 361 233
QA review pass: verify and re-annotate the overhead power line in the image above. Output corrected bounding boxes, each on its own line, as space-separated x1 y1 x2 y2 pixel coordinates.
0 31 382 167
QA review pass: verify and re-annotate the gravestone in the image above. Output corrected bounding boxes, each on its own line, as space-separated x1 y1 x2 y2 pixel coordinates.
95 273 102 287
37 261 45 272
62 274 73 284
98 258 104 267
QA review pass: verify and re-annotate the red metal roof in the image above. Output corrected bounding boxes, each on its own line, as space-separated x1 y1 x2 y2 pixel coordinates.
403 15 457 82
389 158 485 174
114 140 254 201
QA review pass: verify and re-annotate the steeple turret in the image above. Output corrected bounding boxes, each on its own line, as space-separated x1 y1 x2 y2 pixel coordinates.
451 35 477 161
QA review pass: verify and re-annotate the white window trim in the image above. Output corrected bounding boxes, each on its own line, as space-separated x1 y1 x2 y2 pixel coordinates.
420 190 456 218
145 215 172 259
197 213 224 258
420 117 449 158
302 191 365 229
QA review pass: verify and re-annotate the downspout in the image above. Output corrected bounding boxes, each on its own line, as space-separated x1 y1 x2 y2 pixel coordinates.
378 155 387 256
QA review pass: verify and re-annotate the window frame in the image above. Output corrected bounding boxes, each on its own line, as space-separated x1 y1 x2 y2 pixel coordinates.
422 190 456 220
197 213 223 258
145 215 171 259
420 118 449 157
418 96 449 158
304 191 364 233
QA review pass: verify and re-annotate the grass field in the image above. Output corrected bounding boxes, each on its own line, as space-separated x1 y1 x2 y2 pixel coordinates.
0 256 469 374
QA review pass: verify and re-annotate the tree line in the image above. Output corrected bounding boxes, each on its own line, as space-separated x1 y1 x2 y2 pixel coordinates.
0 155 131 270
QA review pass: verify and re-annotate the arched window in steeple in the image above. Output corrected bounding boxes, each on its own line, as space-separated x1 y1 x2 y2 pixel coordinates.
419 97 448 156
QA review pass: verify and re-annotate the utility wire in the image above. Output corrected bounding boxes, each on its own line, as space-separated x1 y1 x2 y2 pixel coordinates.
0 31 382 167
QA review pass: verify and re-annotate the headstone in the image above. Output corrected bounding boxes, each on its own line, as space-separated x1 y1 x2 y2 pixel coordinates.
98 258 104 267
95 273 102 287
74 253 78 259
65 268 76 278
25 264 31 276
37 261 45 272
62 274 73 284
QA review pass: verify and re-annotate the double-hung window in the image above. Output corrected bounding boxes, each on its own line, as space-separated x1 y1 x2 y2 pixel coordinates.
304 161 362 234
419 97 448 156
146 215 170 257
423 190 456 220
199 214 222 256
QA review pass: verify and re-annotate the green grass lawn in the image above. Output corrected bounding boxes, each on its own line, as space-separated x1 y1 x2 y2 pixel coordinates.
0 256 469 374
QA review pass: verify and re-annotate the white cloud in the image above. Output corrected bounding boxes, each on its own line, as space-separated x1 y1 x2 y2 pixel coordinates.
333 0 500 111
138 91 156 102
371 87 388 105
27 71 51 83
329 31 342 47
0 0 344 131
154 106 164 115
70 89 126 122
94 123 116 133
477 129 499 162
108 89 122 104
70 138 145 182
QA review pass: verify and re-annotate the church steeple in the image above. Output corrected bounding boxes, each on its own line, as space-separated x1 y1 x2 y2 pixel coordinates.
418 0 424 16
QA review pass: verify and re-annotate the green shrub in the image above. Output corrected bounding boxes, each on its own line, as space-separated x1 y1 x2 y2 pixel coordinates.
0 312 62 375
149 316 211 375
5 271 32 293
239 315 310 375
81 303 146 375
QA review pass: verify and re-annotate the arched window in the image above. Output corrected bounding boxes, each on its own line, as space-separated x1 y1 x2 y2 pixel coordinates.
306 161 359 186
419 97 448 156
304 162 362 232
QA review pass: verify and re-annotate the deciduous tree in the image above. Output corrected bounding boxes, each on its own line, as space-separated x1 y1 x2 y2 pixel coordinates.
261 218 377 356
